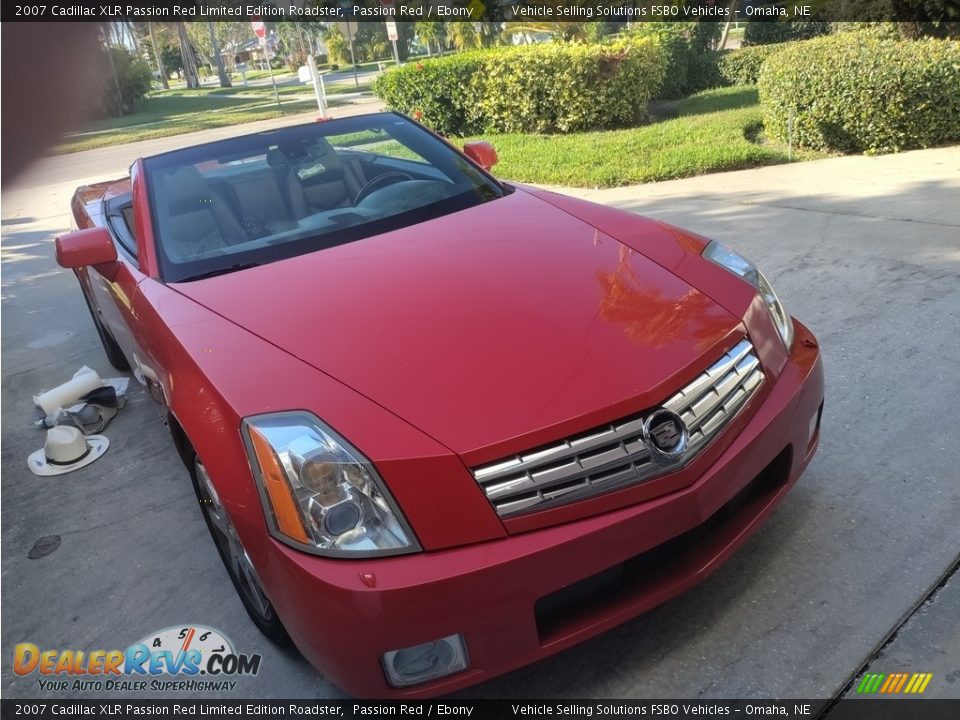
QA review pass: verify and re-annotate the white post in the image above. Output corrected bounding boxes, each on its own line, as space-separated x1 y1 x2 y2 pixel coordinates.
308 54 327 116
788 108 795 162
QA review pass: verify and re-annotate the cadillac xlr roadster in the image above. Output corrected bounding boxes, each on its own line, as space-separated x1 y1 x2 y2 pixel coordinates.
57 112 823 697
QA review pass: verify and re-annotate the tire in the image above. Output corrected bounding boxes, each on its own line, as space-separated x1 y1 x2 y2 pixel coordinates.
189 453 290 645
80 287 130 371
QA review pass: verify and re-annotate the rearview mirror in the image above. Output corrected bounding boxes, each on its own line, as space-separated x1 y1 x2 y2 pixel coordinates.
55 227 118 270
463 141 499 171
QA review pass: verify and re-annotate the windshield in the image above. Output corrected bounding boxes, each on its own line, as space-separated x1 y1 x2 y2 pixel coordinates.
143 113 505 282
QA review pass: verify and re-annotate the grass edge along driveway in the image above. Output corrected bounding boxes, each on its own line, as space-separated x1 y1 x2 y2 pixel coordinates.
467 86 826 189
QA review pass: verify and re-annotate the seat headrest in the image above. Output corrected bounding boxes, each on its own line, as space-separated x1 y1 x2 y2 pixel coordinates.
158 166 212 210
266 148 290 168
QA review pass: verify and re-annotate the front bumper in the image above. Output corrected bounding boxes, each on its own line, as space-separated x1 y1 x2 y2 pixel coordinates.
265 321 824 698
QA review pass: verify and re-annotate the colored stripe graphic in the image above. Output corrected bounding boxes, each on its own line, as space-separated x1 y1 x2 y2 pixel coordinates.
856 672 932 694
880 674 896 693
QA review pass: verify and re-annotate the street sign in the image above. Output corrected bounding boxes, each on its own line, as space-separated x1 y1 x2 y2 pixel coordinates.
385 20 398 42
251 20 265 39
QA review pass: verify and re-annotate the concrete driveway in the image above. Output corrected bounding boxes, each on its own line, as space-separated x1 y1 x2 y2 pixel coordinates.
2 131 958 702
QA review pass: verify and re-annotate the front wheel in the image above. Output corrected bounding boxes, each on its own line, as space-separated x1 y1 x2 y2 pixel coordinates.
190 455 289 645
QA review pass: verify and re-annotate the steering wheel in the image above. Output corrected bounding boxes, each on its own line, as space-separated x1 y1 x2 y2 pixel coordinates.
354 172 414 205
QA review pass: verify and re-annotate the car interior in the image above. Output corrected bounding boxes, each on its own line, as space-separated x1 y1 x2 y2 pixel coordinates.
103 116 506 280
146 134 458 264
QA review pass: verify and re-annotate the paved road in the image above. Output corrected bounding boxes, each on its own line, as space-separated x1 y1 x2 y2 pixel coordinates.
2 130 958 701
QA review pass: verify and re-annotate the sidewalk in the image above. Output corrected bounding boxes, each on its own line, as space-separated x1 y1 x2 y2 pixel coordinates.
542 145 960 228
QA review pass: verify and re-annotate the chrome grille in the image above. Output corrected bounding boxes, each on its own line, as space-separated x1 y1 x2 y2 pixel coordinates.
471 339 765 517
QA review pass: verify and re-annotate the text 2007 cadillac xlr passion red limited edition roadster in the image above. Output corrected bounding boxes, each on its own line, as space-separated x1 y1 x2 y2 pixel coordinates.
57 112 823 697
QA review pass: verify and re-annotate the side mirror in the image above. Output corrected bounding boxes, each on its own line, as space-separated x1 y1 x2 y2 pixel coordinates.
463 141 499 171
55 227 118 270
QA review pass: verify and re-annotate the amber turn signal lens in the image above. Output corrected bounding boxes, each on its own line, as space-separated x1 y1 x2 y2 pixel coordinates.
249 426 309 543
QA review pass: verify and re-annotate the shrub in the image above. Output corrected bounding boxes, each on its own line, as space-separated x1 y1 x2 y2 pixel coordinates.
373 52 485 136
686 50 728 93
758 34 960 153
87 46 153 118
719 44 786 86
373 38 665 136
476 37 665 133
625 24 694 98
624 22 726 98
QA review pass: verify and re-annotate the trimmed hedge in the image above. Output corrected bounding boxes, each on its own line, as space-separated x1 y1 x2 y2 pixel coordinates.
719 44 786 86
477 38 665 133
372 38 665 136
372 53 485 136
759 34 960 153
625 23 723 99
686 50 728 93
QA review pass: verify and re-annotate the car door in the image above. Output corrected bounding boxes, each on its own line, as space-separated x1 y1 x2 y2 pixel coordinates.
81 197 146 366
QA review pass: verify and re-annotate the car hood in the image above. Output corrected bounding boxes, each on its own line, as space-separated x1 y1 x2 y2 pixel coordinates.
172 188 743 461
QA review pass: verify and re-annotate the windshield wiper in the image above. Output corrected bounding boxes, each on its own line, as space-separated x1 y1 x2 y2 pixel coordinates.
178 262 260 282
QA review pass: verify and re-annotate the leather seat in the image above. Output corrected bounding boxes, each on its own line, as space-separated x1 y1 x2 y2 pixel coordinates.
288 141 366 210
154 166 247 262
266 148 309 220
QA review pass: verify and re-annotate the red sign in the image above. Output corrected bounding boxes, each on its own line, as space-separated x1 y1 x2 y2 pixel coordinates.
251 19 266 40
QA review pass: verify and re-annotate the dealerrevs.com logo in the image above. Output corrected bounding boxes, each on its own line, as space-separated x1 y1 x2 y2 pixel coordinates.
14 625 261 693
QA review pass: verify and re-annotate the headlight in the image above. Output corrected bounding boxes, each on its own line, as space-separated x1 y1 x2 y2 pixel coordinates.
242 412 420 557
702 240 794 350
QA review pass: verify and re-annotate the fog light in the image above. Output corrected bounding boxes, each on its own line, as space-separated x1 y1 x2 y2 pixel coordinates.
381 634 468 688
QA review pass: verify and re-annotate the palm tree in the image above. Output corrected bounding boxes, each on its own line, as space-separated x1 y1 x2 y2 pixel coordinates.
206 21 231 87
501 22 592 43
445 22 482 51
147 22 168 89
176 22 200 88
321 25 350 66
415 21 444 56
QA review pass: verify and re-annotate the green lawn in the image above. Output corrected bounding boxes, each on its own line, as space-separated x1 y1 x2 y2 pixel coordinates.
158 84 309 98
467 86 826 188
54 91 330 155
53 79 375 155
235 69 294 82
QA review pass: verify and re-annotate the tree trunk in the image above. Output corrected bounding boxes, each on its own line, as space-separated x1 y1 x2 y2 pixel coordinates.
177 22 200 89
126 21 141 53
148 23 169 89
101 28 125 115
207 21 232 88
295 21 308 58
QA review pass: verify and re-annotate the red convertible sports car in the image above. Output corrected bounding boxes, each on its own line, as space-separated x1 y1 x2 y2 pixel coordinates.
57 112 823 697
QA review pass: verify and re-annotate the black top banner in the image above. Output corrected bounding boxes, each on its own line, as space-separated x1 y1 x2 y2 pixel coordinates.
2 0 958 24
3 699 960 720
